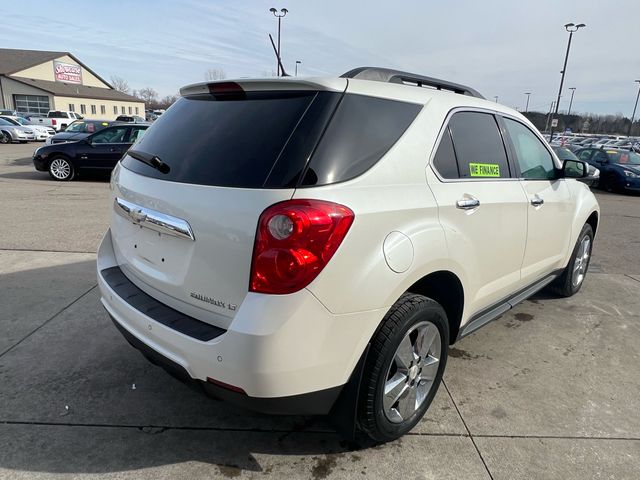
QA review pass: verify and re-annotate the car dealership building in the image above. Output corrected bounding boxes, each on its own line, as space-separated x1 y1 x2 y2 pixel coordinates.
0 48 144 120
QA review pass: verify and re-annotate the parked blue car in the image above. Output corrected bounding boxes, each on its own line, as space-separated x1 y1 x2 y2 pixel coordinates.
575 147 640 193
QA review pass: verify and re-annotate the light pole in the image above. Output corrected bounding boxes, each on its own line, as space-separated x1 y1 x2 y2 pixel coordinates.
550 22 585 141
295 60 301 76
524 92 531 113
494 96 499 103
567 87 576 116
628 80 640 137
269 7 288 76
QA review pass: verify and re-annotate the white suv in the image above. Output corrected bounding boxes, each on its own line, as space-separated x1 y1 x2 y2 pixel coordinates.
97 67 599 442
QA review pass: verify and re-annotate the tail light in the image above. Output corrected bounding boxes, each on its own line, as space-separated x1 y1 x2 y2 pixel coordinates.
250 200 355 294
51 119 56 125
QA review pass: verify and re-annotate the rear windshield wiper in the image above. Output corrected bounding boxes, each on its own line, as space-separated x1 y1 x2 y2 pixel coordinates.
127 149 170 174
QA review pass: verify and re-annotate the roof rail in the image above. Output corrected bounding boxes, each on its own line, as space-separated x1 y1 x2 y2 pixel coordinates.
341 67 484 99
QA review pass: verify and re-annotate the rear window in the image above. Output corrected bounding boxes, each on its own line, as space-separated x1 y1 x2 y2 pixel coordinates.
48 111 68 118
122 90 420 188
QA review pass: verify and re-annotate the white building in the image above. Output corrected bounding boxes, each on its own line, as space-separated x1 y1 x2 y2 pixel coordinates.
0 48 145 120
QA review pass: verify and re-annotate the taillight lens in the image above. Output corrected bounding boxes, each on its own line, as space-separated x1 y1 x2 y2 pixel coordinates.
51 119 56 125
250 200 355 294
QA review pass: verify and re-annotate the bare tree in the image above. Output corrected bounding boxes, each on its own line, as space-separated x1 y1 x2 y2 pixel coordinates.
158 95 178 110
110 75 130 94
136 87 159 108
205 68 226 81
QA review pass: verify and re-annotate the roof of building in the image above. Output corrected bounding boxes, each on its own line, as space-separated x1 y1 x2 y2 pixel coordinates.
0 48 68 75
0 48 116 91
9 76 141 102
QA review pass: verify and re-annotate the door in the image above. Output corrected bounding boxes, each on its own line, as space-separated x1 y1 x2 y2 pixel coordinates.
501 117 574 283
82 125 129 169
428 111 528 315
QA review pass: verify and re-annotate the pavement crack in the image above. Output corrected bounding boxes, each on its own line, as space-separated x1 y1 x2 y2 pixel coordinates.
0 284 97 359
625 274 640 284
442 379 495 480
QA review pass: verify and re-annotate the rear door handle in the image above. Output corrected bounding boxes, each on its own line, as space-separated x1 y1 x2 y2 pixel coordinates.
530 195 544 207
456 198 480 210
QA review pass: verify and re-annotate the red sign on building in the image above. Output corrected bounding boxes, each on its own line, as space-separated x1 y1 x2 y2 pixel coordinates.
53 61 82 84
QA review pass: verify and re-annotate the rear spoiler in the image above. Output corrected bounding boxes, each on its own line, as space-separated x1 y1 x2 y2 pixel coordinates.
179 78 347 97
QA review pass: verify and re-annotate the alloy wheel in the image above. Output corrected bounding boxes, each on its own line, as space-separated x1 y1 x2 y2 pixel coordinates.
50 158 71 180
383 320 441 423
571 235 591 287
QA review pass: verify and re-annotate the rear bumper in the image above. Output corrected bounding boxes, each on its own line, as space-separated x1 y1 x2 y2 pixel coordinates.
97 229 384 413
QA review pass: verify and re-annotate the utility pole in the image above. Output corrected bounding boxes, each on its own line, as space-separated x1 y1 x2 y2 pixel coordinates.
628 80 640 137
524 92 531 113
550 23 585 141
567 87 576 116
545 101 556 133
295 60 301 76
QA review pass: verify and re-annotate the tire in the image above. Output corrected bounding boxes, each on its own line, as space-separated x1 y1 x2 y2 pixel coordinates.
48 156 75 181
358 293 449 443
0 131 11 144
549 223 594 297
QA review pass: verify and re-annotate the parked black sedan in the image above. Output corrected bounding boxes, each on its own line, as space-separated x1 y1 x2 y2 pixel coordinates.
47 119 115 145
33 123 149 180
574 147 640 193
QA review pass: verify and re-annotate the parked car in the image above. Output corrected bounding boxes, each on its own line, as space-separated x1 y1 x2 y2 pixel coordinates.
96 68 600 443
115 115 146 123
575 147 640 192
33 123 149 180
29 110 83 132
0 116 55 141
0 117 36 143
0 109 19 116
47 119 114 145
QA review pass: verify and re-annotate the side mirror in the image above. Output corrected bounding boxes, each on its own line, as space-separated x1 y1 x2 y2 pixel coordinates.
563 159 588 178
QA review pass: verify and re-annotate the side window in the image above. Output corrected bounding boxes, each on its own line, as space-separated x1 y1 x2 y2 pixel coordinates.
432 127 459 178
577 149 593 162
592 150 608 163
128 127 147 144
448 112 510 179
503 118 556 180
90 126 128 144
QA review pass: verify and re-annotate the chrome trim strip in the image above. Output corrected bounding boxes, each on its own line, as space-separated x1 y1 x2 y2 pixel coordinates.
114 197 195 241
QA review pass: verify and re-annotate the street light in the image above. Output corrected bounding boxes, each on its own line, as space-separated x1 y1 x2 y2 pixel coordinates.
524 92 531 112
494 96 499 103
269 7 288 76
567 87 576 116
628 79 640 137
295 60 301 77
550 22 586 141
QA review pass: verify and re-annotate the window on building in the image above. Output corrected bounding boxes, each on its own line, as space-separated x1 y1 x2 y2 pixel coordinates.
80 104 86 114
113 106 118 115
128 106 132 114
101 105 106 115
135 107 139 115
69 104 75 112
91 105 97 115
12 94 50 117
121 106 126 114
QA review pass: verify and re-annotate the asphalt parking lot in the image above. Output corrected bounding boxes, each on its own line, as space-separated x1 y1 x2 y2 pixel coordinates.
1 142 639 479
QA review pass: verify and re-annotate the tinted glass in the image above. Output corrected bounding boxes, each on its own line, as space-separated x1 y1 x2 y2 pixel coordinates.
129 126 148 144
577 149 593 162
552 147 578 162
91 126 128 144
606 150 640 165
0 118 13 126
448 112 510 179
504 118 556 180
300 94 421 186
122 91 323 188
432 127 459 178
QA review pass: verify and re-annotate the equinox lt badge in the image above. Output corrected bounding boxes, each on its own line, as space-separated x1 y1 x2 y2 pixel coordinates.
190 292 237 311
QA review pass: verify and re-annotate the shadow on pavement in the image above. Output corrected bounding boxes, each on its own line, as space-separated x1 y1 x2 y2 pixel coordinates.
0 259 367 476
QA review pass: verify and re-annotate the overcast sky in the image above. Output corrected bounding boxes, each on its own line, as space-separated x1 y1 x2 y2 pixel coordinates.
3 0 639 115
